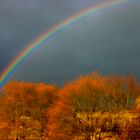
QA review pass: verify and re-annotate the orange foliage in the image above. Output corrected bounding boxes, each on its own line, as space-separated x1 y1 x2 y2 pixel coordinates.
0 81 58 139
48 72 140 140
0 72 140 139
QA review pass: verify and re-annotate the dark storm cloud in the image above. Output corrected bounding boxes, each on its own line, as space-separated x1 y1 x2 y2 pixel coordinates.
0 0 140 85
0 0 101 72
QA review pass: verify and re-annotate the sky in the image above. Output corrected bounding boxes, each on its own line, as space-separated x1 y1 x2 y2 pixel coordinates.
0 0 140 86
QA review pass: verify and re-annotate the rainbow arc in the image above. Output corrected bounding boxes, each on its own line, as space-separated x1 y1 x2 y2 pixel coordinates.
0 0 132 87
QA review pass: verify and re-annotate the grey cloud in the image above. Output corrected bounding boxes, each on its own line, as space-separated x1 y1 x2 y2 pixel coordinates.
0 0 103 72
0 0 140 85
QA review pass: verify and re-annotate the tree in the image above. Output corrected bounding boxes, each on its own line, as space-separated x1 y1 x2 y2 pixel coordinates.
48 72 140 140
1 81 58 140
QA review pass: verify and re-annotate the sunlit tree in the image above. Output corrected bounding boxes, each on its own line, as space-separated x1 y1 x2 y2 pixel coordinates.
48 72 140 140
1 81 58 140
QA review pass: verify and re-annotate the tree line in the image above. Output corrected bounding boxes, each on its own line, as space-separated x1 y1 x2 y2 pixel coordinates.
0 72 140 140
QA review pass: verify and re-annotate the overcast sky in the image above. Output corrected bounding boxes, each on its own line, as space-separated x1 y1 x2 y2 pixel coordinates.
0 0 140 86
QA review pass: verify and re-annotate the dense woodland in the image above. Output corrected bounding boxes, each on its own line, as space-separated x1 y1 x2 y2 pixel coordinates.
0 72 140 140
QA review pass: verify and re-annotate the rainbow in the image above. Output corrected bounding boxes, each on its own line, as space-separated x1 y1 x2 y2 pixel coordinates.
0 0 132 87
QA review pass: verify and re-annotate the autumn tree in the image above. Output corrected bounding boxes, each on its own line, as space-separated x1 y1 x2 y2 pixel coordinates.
48 72 140 140
33 83 58 139
1 81 58 140
0 72 139 140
